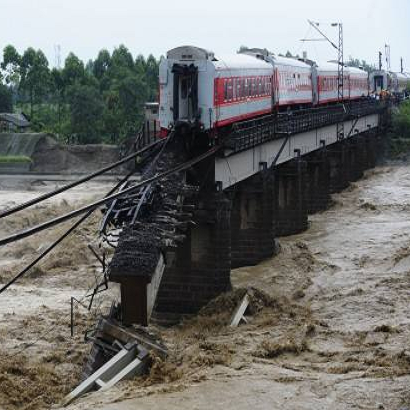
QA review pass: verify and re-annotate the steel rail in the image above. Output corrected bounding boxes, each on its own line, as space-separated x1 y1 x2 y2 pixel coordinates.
0 146 220 247
0 139 164 220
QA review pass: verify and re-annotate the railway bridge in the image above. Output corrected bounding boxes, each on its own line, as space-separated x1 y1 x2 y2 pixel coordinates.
0 99 390 330
0 97 391 378
112 99 389 324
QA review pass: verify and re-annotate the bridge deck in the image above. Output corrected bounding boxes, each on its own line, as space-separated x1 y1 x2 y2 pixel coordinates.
216 112 380 189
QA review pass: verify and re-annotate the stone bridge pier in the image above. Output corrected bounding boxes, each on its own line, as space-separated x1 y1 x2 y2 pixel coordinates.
153 131 384 323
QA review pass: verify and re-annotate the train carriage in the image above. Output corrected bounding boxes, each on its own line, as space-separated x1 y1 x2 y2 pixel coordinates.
213 54 273 127
159 46 274 133
315 62 349 104
159 45 375 136
273 56 313 107
390 72 409 95
348 66 369 100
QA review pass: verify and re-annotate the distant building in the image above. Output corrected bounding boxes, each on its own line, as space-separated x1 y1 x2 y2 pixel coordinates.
0 113 31 133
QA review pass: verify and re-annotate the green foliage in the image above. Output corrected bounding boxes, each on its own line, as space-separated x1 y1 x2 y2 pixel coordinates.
392 100 410 139
0 84 13 112
19 48 52 117
0 44 160 145
66 83 104 144
0 155 32 163
347 57 376 73
1 45 21 85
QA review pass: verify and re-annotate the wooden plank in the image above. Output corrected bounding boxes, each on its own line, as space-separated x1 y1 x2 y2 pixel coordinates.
230 293 250 327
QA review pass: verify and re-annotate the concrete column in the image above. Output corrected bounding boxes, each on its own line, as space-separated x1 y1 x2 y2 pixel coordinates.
305 147 331 213
346 135 365 182
230 169 276 268
328 141 350 193
153 193 232 322
275 156 308 236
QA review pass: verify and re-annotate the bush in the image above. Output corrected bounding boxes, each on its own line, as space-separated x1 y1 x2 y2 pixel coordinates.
0 155 32 163
393 100 410 139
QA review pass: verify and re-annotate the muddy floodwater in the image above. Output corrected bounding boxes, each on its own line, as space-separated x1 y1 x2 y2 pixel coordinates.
1 163 410 410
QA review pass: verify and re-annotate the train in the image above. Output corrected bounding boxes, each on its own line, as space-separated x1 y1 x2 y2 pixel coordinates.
159 46 410 135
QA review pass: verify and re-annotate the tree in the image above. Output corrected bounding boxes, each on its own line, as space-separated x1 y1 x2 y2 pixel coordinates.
145 54 159 101
347 56 376 73
1 45 21 86
0 84 13 112
62 52 86 87
111 45 134 71
19 48 51 117
93 49 111 80
66 83 104 144
393 100 410 139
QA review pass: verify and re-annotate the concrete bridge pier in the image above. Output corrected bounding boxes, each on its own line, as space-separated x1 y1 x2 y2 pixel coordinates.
229 169 276 268
275 155 308 236
328 142 350 193
364 131 378 169
346 136 366 182
305 146 331 213
153 193 232 322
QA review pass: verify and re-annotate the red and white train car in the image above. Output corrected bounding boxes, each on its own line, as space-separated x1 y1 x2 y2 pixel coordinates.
272 56 313 107
159 46 273 132
315 62 349 104
347 66 369 100
213 54 273 127
159 46 370 135
239 49 313 107
314 62 368 104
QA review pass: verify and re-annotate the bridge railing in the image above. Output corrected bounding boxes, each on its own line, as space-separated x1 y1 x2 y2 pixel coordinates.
226 100 387 154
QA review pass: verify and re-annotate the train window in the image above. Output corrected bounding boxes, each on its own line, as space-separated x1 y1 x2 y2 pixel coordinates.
224 80 228 102
229 79 234 101
237 79 241 100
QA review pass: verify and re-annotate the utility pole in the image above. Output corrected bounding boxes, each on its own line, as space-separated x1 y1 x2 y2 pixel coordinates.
307 20 344 140
401 57 403 73
378 51 382 71
335 23 344 104
385 44 391 71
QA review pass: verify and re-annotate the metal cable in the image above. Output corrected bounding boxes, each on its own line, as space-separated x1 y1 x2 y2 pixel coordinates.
0 169 136 294
0 146 220 247
0 139 164 220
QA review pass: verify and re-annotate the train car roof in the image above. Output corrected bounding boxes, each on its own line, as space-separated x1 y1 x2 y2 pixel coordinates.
213 53 272 70
347 66 369 75
315 62 339 73
272 55 311 69
391 71 408 80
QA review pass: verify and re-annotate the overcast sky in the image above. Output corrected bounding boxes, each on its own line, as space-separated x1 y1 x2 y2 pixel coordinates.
1 0 409 72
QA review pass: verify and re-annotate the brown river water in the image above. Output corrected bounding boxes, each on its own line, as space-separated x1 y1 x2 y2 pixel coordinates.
1 163 410 410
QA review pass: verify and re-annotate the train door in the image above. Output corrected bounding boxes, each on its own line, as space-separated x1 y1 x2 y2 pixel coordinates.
172 64 198 124
373 75 384 93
